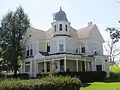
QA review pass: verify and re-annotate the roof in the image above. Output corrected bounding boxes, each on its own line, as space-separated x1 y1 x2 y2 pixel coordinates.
30 27 46 40
54 7 68 21
77 24 95 39
39 51 82 56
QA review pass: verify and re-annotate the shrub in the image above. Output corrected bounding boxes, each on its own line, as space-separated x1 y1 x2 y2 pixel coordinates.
0 76 81 90
36 72 49 78
7 73 29 79
37 71 106 82
0 74 4 79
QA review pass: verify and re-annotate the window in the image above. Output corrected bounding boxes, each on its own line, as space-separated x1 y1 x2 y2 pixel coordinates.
59 24 62 31
26 44 33 57
47 43 50 52
25 65 30 72
59 39 64 52
59 44 64 52
65 25 67 31
29 34 31 37
96 65 102 71
54 25 56 31
76 48 78 53
26 45 29 56
25 61 30 72
81 47 85 53
25 62 30 64
30 44 33 56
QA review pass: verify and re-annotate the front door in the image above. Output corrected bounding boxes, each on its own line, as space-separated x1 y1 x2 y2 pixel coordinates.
60 60 64 72
82 61 85 71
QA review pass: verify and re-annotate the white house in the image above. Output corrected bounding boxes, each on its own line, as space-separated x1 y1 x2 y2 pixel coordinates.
23 7 109 77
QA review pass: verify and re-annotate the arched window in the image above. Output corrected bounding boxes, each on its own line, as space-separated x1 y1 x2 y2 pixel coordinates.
54 25 56 31
65 25 67 31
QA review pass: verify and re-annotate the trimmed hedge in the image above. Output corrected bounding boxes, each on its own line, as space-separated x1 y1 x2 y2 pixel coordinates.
0 76 81 90
7 73 29 79
36 71 106 82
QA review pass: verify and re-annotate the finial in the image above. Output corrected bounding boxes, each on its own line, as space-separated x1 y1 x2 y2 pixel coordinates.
60 6 62 11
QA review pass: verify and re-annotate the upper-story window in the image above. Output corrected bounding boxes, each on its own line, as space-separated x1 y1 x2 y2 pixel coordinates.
26 45 29 56
47 42 50 52
59 24 62 31
54 25 56 31
65 25 67 31
26 44 33 57
58 39 65 52
81 43 85 53
81 47 85 53
76 48 78 53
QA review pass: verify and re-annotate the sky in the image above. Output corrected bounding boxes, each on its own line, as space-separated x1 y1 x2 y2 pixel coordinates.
0 0 120 56
0 0 120 39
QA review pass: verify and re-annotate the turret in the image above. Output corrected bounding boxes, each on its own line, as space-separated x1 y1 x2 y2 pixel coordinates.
51 7 71 37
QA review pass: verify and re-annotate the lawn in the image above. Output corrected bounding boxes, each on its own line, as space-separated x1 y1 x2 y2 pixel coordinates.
110 65 120 73
81 82 120 90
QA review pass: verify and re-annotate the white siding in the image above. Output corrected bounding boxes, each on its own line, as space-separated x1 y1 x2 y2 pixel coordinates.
86 40 103 55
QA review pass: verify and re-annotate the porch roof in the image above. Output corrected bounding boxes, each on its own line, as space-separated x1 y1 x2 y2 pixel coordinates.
38 53 85 61
39 51 82 56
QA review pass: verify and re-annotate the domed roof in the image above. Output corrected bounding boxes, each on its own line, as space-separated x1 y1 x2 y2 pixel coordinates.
54 7 68 21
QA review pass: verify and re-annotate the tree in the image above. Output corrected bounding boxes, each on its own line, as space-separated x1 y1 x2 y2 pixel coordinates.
0 6 30 76
105 27 120 63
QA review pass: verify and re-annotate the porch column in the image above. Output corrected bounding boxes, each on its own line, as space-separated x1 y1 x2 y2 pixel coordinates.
76 58 78 72
33 60 37 77
64 56 66 72
44 60 47 72
84 58 87 71
58 60 60 72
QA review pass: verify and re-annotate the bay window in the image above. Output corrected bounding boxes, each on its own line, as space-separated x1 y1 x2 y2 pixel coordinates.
58 39 66 52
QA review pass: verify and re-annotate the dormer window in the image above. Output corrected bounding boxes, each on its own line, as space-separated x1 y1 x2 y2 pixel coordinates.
54 25 56 31
65 25 67 31
59 24 62 31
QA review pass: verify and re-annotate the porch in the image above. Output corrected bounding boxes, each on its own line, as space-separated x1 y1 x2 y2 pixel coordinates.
36 54 93 73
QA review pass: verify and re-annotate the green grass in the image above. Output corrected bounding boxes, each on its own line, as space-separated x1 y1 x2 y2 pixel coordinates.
110 65 120 73
81 65 120 90
81 82 120 90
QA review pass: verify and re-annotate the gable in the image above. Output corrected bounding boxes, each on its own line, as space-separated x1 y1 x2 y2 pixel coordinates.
34 52 45 60
88 25 104 43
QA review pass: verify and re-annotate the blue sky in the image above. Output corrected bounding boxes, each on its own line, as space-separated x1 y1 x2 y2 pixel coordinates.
0 0 120 41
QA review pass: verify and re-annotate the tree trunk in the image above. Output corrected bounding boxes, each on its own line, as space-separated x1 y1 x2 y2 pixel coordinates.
14 67 17 78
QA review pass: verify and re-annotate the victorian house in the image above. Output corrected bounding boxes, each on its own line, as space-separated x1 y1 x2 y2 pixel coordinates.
23 7 109 77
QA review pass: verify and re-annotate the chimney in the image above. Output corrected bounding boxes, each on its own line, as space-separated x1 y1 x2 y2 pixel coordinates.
88 22 92 26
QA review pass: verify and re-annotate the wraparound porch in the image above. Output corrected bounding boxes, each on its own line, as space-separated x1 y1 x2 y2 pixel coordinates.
35 54 93 73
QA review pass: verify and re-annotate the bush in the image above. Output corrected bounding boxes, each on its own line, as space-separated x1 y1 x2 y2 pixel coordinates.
37 71 106 82
7 73 29 79
0 76 81 90
36 72 49 78
0 74 4 78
